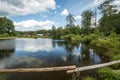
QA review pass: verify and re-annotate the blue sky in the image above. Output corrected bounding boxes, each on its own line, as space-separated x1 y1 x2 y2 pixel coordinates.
0 0 119 31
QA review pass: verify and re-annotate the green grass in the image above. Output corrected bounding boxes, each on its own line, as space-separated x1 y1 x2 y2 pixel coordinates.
98 67 120 80
82 76 96 80
0 36 50 40
0 74 7 80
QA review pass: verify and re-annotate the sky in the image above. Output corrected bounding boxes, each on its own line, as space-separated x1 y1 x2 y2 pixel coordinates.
0 0 120 31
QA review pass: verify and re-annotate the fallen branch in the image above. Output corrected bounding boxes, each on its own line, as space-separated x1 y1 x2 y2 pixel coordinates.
67 60 120 73
0 66 76 74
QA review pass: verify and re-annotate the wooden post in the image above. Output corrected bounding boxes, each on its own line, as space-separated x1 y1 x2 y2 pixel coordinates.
0 66 76 74
67 60 120 73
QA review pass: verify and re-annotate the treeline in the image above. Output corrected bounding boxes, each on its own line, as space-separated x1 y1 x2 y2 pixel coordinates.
37 0 120 39
0 0 120 39
0 17 15 37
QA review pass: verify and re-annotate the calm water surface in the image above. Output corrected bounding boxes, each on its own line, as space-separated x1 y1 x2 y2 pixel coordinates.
0 38 108 80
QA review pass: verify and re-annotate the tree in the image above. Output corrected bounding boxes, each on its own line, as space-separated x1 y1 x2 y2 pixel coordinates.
99 13 120 35
81 10 94 35
0 17 15 36
65 13 76 35
51 25 56 38
98 0 117 16
55 27 64 39
98 0 119 35
66 13 75 27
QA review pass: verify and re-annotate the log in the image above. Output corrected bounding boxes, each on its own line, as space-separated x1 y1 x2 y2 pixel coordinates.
0 66 76 74
67 60 120 73
112 70 120 74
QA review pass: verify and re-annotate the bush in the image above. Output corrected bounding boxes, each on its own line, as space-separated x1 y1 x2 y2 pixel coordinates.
0 33 9 37
82 76 96 80
91 38 120 49
81 36 93 43
98 67 120 80
81 34 98 44
109 32 120 42
61 34 81 42
0 74 7 80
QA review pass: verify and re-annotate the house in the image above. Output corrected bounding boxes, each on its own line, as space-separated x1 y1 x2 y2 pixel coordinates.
36 34 43 36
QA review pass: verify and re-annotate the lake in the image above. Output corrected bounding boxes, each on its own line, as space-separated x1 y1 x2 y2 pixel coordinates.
0 38 108 80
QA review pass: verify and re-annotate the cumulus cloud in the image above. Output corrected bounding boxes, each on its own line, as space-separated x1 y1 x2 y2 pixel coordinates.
0 0 56 16
16 38 54 52
74 15 82 20
93 0 104 6
81 0 104 12
111 0 120 11
14 20 55 31
111 0 120 5
61 9 69 16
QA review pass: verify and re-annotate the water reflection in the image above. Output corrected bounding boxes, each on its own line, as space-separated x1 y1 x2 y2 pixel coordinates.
0 38 108 69
15 38 54 52
0 39 15 59
0 38 108 80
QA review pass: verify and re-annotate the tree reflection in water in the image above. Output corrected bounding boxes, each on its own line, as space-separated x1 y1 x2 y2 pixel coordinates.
0 39 15 59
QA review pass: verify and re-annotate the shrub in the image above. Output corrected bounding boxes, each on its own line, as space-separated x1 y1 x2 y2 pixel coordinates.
98 67 120 80
91 38 120 49
0 74 7 80
61 34 81 42
0 33 9 37
81 36 93 43
82 76 96 80
81 34 98 44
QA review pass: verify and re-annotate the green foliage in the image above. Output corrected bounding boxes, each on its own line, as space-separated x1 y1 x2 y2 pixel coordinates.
66 13 75 27
98 67 120 80
91 37 120 49
0 33 9 37
98 0 119 35
65 25 81 35
81 10 94 34
56 27 64 39
82 76 96 80
98 0 117 16
81 34 98 43
109 47 120 69
0 17 15 36
81 36 93 43
99 13 120 35
61 34 81 42
0 74 7 80
51 25 56 38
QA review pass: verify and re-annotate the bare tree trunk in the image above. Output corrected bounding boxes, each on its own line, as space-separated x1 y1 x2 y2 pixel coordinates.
0 66 76 74
67 60 120 73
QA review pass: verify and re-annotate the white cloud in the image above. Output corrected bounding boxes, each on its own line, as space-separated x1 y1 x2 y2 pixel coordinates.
111 0 120 11
14 19 55 31
111 0 120 5
0 0 56 16
81 0 104 12
61 9 69 16
93 0 104 6
74 15 82 20
16 38 54 52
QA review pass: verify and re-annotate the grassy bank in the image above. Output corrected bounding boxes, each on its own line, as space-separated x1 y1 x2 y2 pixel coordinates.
0 36 50 40
0 37 17 40
82 67 120 80
60 33 120 62
63 33 120 80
